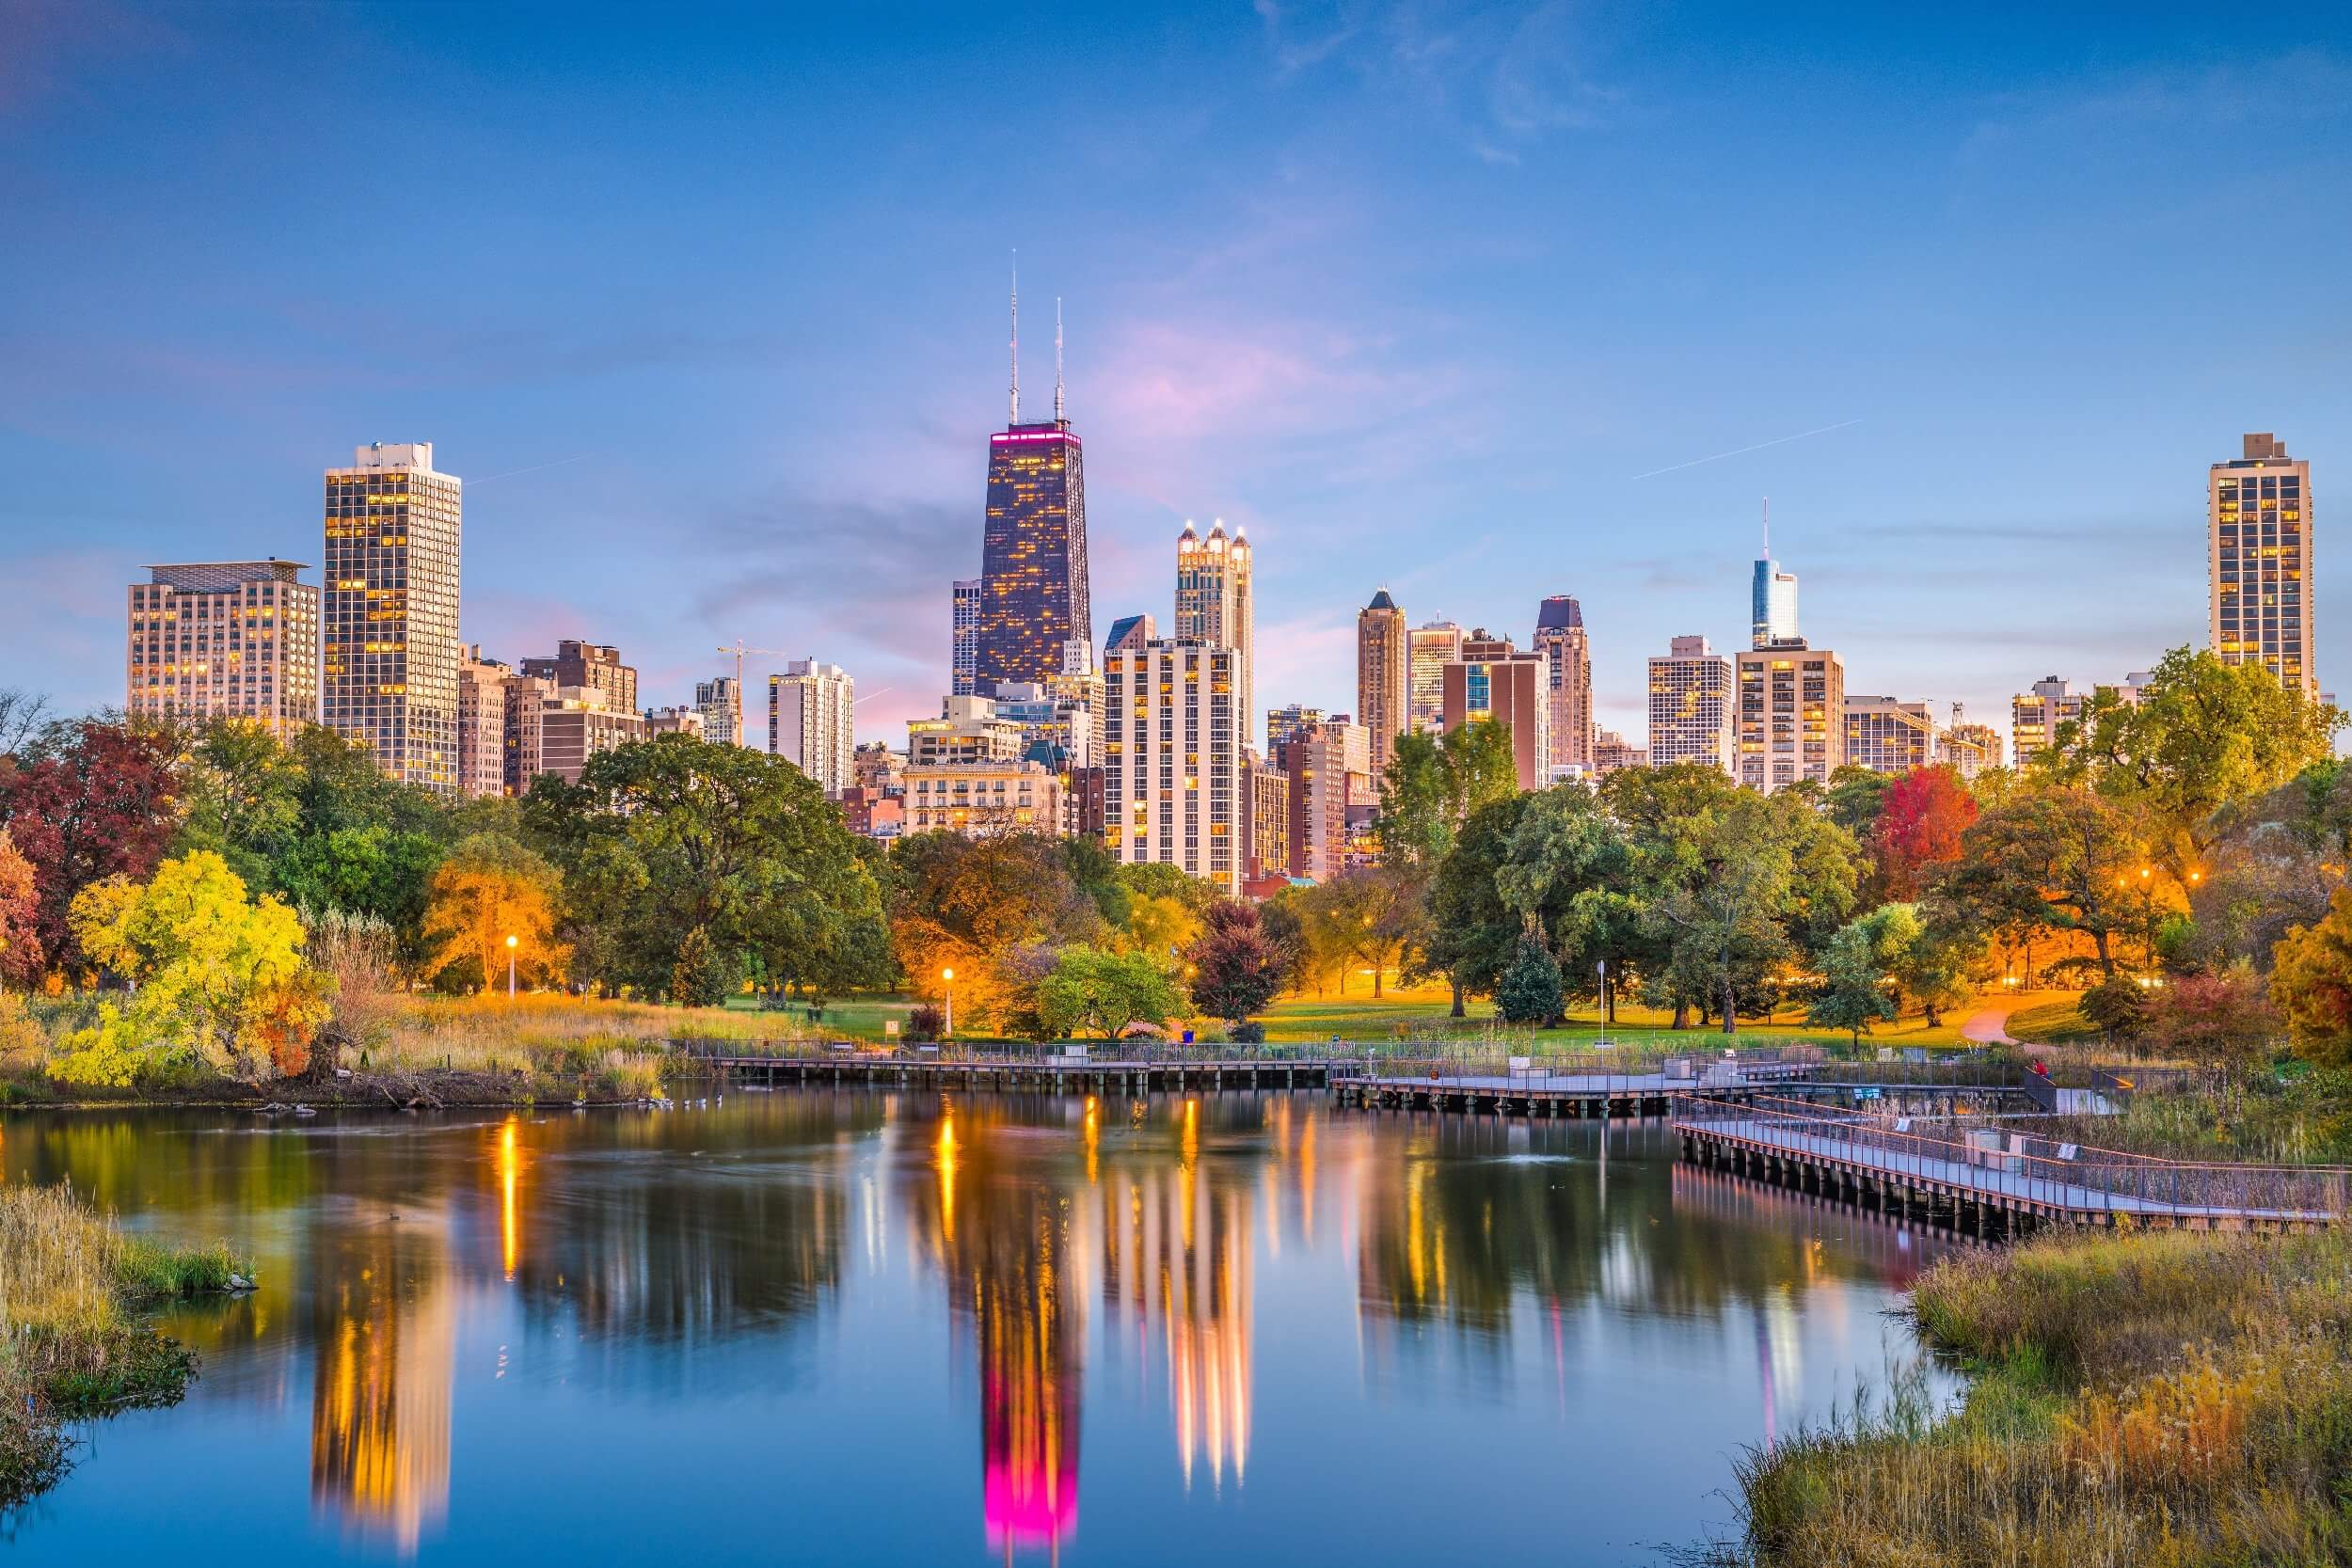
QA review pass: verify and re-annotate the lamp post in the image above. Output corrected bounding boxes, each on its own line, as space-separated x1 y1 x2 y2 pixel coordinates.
506 933 518 1000
942 966 954 1039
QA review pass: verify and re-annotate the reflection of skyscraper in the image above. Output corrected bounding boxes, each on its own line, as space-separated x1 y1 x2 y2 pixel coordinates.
310 1218 454 1557
1101 1158 1253 1490
977 276 1090 696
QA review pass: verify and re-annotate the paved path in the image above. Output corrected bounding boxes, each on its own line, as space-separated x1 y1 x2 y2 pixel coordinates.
1960 1004 2020 1046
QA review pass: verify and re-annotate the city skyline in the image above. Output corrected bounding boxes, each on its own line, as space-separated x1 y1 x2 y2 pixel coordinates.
6 5 2349 751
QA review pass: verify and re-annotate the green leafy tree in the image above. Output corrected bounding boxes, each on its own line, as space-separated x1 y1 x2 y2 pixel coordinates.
1495 938 1563 1026
1497 782 1635 1016
1379 721 1523 867
669 925 731 1007
57 851 330 1083
1935 784 2146 980
1807 905 1916 1046
1297 864 1424 997
1823 765 1893 844
1416 796 1527 1017
171 717 305 884
883 828 1104 1029
1036 946 1184 1039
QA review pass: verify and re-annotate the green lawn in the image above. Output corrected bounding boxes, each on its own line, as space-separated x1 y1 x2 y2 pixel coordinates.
720 991 913 1042
2003 997 2103 1046
1257 985 1980 1051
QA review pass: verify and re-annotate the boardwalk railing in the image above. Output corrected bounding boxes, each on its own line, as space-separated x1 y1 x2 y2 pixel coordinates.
670 1037 1367 1070
1676 1093 2352 1220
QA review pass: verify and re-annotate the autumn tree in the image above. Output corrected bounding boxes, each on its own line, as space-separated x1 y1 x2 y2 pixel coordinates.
1298 865 1424 998
1873 765 1977 899
1935 784 2147 980
2147 964 2279 1072
0 718 180 973
883 828 1105 1030
421 833 566 992
2271 888 2352 1067
56 851 330 1083
1184 902 1288 1035
0 828 42 986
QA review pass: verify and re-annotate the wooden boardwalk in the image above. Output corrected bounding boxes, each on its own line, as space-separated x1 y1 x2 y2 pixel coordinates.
1676 1095 2345 1234
682 1048 1352 1096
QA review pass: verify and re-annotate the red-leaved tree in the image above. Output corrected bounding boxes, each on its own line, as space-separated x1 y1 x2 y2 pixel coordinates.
1873 765 1977 899
0 719 180 974
0 827 40 985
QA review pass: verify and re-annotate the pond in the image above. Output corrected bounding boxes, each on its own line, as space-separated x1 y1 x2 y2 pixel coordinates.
0 1090 1957 1564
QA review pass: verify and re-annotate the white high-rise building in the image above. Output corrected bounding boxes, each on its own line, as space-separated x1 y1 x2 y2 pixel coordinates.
1736 641 1845 791
694 674 743 748
1646 635 1734 773
950 578 981 698
769 658 855 797
1102 638 1242 895
1406 619 1461 734
126 560 319 736
322 442 462 791
1175 518 1254 742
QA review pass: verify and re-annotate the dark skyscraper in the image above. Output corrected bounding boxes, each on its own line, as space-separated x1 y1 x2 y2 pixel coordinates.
976 278 1089 695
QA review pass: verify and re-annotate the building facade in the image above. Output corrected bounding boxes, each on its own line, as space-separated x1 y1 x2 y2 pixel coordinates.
454 646 511 799
1102 639 1243 894
951 578 981 697
518 641 635 716
693 674 742 748
125 560 319 735
1735 641 1845 791
322 442 463 791
1843 694 1936 774
1248 759 1291 883
2010 675 2082 768
1277 718 1369 884
1937 721 2000 781
904 760 1064 837
2210 432 2314 690
977 420 1089 695
1751 553 1799 648
535 691 645 785
1533 595 1593 779
1441 631 1549 793
1593 730 1648 775
1647 634 1735 773
1264 703 1327 756
909 695 1025 768
1356 589 1408 792
1406 620 1461 734
769 658 855 796
1175 519 1253 736
644 706 705 738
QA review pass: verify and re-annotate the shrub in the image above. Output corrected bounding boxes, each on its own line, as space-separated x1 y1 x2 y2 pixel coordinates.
2078 974 2152 1038
905 1004 945 1043
1495 939 1562 1026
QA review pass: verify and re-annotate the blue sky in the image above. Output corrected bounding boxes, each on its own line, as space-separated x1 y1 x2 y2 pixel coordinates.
6 1 2350 749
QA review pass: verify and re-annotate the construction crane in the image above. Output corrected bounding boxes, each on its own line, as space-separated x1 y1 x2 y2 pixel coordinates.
715 641 790 747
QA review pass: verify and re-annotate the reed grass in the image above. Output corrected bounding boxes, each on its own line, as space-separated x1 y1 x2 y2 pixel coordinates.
0 1184 242 1504
1716 1227 2352 1568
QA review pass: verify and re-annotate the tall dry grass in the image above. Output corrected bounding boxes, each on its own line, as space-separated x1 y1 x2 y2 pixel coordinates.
358 994 793 1097
1 1183 239 1502
1720 1228 2352 1568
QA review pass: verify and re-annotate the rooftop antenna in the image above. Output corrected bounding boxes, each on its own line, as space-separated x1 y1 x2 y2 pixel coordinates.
1008 252 1021 425
1762 497 1771 560
1053 296 1065 422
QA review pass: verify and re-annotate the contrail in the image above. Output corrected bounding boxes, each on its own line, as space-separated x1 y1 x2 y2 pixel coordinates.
468 452 595 486
1629 419 1864 481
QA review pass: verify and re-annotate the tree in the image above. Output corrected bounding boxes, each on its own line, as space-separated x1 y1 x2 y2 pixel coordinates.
0 718 180 973
1417 796 1527 1017
1824 765 1892 844
2044 645 2341 875
1184 902 1288 1031
171 716 304 885
1495 938 1563 1026
1935 784 2147 980
1889 915 1980 1027
1874 765 1977 899
1298 865 1424 997
1379 721 1523 867
0 828 42 986
1036 946 1184 1039
669 925 730 1007
884 829 1104 1030
55 851 330 1084
421 833 566 992
1808 905 1915 1046
273 824 443 972
2272 888 2352 1067
1497 782 1634 1016
2144 964 2278 1072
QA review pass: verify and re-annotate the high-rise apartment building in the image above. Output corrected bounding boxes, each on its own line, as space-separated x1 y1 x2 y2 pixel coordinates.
1356 589 1408 790
1277 717 1370 884
769 658 855 797
1175 519 1253 733
2210 432 2314 690
694 674 743 748
1248 759 1292 884
1264 703 1327 756
534 689 644 785
1533 595 1593 779
1406 620 1461 734
1441 631 1549 793
519 641 635 717
1647 634 1735 774
1102 639 1242 894
988 681 1096 770
125 560 319 735
950 578 981 698
322 442 462 791
976 285 1089 695
1843 695 1936 774
454 646 511 799
501 673 553 795
1735 641 1845 791
2010 675 2082 768
1593 731 1648 775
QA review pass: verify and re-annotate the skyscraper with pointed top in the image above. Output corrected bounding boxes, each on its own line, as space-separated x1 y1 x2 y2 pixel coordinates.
1751 498 1799 648
975 265 1090 696
1175 516 1253 732
1356 588 1407 790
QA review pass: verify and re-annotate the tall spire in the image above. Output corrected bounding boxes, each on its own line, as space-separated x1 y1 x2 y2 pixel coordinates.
1762 496 1771 558
1009 251 1021 426
1053 296 1065 422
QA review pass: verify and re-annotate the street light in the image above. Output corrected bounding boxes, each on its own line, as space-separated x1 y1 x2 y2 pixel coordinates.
506 933 518 1000
942 966 955 1037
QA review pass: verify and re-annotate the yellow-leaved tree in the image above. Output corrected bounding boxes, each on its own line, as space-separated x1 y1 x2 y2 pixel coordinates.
56 850 332 1085
421 834 566 993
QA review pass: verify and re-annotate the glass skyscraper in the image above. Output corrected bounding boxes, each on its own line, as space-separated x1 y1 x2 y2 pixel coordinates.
977 419 1089 696
1750 556 1798 648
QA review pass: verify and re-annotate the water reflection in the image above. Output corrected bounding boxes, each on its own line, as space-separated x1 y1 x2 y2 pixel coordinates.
1 1094 1956 1567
